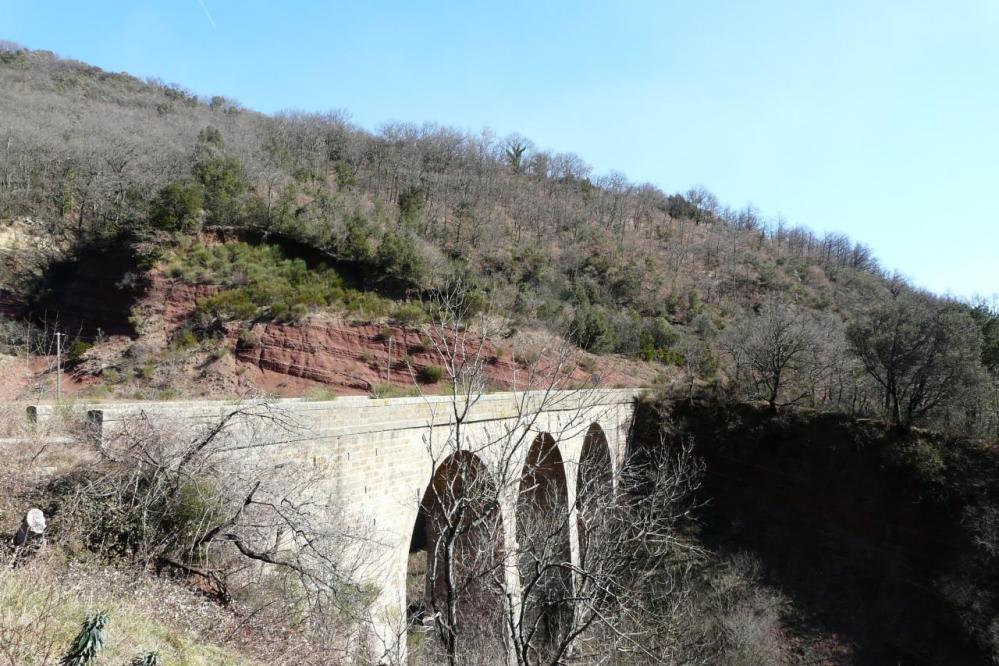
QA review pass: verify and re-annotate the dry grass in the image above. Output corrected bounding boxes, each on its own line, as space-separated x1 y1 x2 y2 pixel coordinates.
0 555 252 665
0 412 341 666
0 404 95 538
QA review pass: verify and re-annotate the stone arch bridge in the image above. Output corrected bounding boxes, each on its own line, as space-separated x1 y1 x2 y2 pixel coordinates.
30 388 640 660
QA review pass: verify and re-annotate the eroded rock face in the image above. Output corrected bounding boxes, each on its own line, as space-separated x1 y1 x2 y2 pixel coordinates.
133 268 651 395
235 320 493 392
232 319 646 395
2 253 655 398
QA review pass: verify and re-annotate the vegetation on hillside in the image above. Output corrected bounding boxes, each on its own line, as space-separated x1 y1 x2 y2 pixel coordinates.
0 44 994 436
164 240 394 322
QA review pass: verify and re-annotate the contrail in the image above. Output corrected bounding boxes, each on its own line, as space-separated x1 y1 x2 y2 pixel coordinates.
196 0 216 28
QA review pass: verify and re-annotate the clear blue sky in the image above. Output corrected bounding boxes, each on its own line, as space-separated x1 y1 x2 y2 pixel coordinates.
2 1 996 299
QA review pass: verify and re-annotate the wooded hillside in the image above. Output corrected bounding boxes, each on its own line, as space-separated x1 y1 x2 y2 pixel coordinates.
0 43 996 436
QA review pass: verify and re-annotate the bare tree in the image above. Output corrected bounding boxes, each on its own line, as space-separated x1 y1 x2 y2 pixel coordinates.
53 401 377 659
400 283 707 665
406 281 587 663
723 301 816 412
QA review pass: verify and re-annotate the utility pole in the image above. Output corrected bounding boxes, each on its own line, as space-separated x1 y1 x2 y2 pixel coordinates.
386 334 393 383
55 332 61 402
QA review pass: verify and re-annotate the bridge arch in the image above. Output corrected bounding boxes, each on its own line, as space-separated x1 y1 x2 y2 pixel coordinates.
406 450 506 655
517 432 574 651
576 423 613 566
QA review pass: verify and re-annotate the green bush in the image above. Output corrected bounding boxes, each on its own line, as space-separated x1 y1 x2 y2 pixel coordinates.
192 150 246 226
569 303 617 353
343 213 375 262
393 302 425 325
377 230 426 287
167 241 393 322
369 382 420 398
171 328 198 349
67 340 93 364
334 161 357 188
418 365 444 384
54 470 224 562
237 328 260 349
460 288 487 317
638 316 681 363
397 185 425 224
270 300 291 322
149 180 204 231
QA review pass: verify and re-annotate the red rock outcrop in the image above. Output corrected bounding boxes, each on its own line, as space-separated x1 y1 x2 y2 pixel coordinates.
4 261 654 399
142 273 652 396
